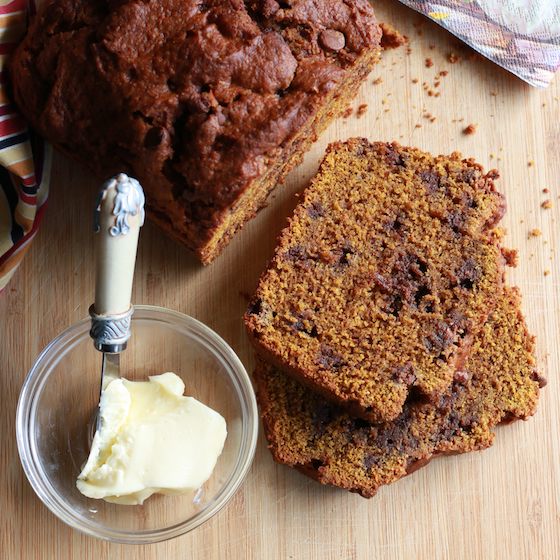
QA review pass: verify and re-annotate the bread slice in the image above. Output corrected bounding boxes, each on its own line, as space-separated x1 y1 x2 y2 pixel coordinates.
10 0 382 263
245 139 506 421
254 288 543 498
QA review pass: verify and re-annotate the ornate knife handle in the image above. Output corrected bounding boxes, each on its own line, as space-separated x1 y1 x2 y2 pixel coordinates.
89 173 145 352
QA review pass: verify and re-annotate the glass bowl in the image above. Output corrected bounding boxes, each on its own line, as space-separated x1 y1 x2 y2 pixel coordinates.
16 305 258 544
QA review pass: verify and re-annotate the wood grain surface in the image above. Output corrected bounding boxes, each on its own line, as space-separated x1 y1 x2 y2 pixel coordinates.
1 1 559 558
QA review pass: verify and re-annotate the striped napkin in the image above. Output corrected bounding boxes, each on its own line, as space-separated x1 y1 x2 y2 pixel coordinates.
0 0 50 292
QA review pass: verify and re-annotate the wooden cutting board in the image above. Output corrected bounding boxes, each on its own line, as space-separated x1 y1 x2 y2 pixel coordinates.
1 1 559 558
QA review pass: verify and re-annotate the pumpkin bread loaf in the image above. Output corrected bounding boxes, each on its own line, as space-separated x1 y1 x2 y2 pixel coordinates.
254 288 543 498
10 0 383 263
245 140 506 422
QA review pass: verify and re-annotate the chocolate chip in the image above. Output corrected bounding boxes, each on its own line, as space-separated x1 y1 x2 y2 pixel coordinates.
311 402 336 435
384 144 407 168
393 364 416 385
319 29 346 51
316 346 346 370
460 168 477 184
414 285 431 307
310 459 324 470
363 453 381 470
144 126 165 148
285 245 307 261
423 320 454 356
307 201 325 219
456 258 480 290
247 298 262 315
447 309 468 333
531 370 547 388
338 244 354 266
292 320 318 338
386 294 403 317
447 211 466 236
419 170 441 193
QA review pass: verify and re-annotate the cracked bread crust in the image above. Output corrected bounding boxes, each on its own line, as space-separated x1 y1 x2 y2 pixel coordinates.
254 288 543 498
10 0 382 262
245 140 506 422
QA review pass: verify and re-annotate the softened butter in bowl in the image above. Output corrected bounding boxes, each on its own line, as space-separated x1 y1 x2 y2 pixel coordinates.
77 372 227 505
16 306 258 544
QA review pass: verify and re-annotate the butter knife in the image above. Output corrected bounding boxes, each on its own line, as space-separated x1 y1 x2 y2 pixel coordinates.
89 173 145 431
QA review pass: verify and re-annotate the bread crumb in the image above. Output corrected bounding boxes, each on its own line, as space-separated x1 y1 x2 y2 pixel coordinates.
541 199 553 209
490 91 498 96
415 124 422 128
529 228 542 237
448 52 461 63
501 247 518 267
544 270 551 276
379 23 408 49
463 124 477 135
342 106 353 118
412 78 419 84
356 104 368 118
425 58 434 68
372 77 383 85
528 160 534 167
543 188 549 193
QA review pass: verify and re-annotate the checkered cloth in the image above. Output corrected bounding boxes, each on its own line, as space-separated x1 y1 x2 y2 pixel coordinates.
0 0 50 292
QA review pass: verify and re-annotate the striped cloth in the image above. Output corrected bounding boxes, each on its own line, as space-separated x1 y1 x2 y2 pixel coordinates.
0 0 50 292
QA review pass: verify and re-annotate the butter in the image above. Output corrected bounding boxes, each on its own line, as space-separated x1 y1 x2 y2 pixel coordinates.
77 372 227 505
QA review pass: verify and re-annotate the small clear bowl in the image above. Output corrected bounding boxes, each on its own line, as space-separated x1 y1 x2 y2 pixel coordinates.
16 305 258 544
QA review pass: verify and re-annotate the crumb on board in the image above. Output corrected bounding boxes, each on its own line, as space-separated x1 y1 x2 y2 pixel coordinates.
379 22 408 49
415 124 422 128
544 270 551 276
490 91 498 96
342 106 353 118
529 228 542 238
501 247 518 267
372 77 383 85
412 78 419 84
541 199 553 209
425 58 434 68
356 104 368 118
543 188 549 193
528 160 535 167
463 124 477 135
448 52 461 63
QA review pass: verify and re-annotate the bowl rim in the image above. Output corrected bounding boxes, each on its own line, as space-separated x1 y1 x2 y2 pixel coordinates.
16 304 259 544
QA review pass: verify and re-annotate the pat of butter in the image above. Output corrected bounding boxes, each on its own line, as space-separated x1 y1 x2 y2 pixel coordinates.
77 372 227 505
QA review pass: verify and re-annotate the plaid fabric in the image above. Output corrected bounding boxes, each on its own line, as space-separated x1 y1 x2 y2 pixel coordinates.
398 0 560 88
0 0 51 292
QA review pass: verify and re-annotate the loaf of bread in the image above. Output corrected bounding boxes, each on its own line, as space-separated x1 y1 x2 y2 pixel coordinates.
254 288 543 497
10 0 382 263
245 139 506 422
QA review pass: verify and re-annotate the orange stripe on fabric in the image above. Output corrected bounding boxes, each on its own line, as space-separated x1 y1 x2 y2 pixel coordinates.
4 157 33 177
